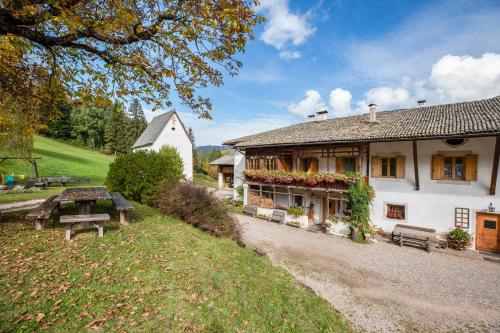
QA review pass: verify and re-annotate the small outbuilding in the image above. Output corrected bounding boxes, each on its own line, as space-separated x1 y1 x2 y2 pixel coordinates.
210 154 235 189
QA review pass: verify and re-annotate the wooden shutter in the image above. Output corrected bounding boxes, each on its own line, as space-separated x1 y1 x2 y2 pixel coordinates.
396 156 406 179
336 157 344 174
465 155 478 181
432 155 443 180
371 156 381 177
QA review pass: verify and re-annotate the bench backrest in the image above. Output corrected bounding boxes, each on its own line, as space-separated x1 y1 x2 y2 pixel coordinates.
393 224 437 241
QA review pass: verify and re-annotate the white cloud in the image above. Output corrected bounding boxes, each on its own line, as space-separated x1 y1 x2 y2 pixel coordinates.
287 90 325 118
258 0 315 57
363 87 411 109
279 50 301 59
328 88 353 117
425 53 500 102
340 2 500 85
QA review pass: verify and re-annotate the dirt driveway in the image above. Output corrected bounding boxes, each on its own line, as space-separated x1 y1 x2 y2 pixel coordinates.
236 214 500 332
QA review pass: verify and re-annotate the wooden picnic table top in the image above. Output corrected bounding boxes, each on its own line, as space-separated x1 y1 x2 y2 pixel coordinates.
54 187 111 203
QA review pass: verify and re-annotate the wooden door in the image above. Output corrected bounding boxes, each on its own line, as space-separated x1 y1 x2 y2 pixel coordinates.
476 213 500 253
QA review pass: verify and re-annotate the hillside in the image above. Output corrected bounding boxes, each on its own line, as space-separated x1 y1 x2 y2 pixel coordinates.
0 136 114 203
4 135 114 184
195 145 231 152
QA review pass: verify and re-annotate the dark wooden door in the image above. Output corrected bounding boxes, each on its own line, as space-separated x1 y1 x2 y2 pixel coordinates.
476 213 500 253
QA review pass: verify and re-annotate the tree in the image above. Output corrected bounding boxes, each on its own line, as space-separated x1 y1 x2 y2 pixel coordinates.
125 98 147 149
104 102 128 154
188 127 195 147
0 0 262 125
71 104 108 149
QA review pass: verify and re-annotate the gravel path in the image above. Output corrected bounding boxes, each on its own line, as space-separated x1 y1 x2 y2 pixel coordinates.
236 214 500 332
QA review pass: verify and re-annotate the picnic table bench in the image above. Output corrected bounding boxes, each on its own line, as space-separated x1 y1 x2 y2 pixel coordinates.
243 205 258 217
268 210 286 223
391 224 437 252
60 214 110 240
26 195 60 230
110 192 134 225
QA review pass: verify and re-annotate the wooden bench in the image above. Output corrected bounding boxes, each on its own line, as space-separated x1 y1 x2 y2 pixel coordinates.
110 192 134 225
268 210 286 223
25 195 60 230
60 214 110 240
243 205 258 217
391 224 437 253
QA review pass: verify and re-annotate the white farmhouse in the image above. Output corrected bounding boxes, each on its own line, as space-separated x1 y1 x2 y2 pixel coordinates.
224 96 500 253
132 111 193 180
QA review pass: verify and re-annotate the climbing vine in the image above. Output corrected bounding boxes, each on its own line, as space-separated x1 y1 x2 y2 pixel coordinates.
348 176 375 238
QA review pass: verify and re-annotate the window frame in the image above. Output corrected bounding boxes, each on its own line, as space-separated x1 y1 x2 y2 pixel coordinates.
455 207 470 229
443 155 465 180
380 157 397 178
385 202 407 221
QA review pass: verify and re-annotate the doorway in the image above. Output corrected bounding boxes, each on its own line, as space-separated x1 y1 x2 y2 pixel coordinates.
476 212 500 253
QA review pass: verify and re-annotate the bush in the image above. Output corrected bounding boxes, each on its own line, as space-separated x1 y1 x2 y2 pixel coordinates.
287 207 304 217
155 180 242 244
447 227 471 250
348 178 374 236
105 149 183 204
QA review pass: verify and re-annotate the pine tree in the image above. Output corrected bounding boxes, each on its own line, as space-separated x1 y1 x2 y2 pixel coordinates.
125 98 147 149
188 127 195 147
104 102 128 154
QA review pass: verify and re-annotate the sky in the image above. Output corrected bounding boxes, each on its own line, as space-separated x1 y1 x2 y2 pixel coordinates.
144 0 500 146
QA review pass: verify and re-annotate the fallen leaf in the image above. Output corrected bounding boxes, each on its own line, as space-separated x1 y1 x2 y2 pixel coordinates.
35 313 45 322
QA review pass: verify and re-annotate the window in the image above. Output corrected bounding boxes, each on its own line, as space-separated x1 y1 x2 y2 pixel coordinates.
432 154 477 181
443 156 465 180
344 158 357 173
381 157 397 177
455 208 470 228
264 158 277 171
247 158 259 170
371 156 405 179
293 195 304 207
386 204 406 220
302 158 318 173
445 138 465 147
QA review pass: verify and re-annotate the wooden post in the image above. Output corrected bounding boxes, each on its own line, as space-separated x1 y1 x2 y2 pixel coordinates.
413 140 420 191
326 148 330 172
288 187 291 207
490 136 500 195
120 210 129 225
357 145 362 173
259 184 263 206
365 145 370 183
65 224 72 241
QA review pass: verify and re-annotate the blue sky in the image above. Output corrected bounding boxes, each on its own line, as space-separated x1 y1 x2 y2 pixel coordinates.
144 0 500 146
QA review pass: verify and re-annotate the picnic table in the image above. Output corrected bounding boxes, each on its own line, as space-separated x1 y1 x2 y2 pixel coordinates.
54 187 111 215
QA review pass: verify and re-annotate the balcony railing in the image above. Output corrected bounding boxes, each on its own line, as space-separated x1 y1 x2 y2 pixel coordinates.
244 169 356 191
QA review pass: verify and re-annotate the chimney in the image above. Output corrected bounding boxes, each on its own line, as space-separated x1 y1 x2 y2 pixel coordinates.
307 114 316 122
368 103 377 122
316 110 328 121
417 99 426 107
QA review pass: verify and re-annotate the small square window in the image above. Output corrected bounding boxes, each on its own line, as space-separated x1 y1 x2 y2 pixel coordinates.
455 208 469 228
386 204 406 220
293 195 303 208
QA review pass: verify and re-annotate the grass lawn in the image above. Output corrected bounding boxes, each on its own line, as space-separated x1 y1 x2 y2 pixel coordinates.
0 203 349 332
193 172 217 189
0 136 114 204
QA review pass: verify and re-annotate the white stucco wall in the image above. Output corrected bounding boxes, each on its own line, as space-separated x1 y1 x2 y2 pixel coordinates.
148 113 193 180
369 137 500 245
233 151 245 199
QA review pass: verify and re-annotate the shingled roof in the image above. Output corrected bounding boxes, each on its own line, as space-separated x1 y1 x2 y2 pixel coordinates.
132 111 192 149
225 96 500 148
209 153 235 166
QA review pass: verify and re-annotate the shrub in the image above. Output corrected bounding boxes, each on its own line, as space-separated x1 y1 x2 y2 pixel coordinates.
105 149 183 204
287 207 304 217
447 227 471 250
235 185 244 198
155 180 242 244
